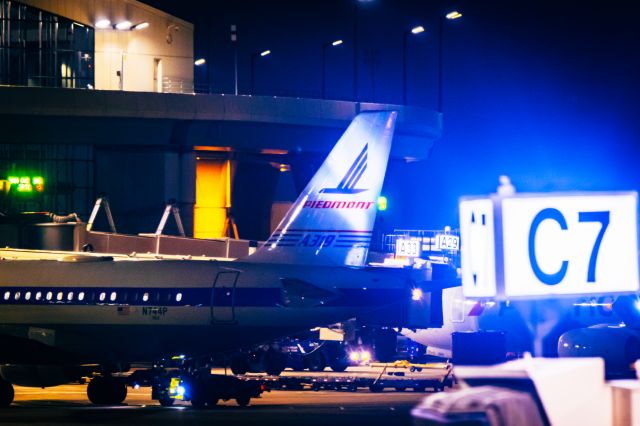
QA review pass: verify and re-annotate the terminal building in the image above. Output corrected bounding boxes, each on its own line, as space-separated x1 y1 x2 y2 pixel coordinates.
0 0 442 241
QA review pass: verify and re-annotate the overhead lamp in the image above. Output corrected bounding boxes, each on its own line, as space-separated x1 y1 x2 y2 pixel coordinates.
412 288 424 301
411 25 425 34
132 21 149 30
446 11 462 20
115 20 132 30
95 19 111 29
260 50 271 57
331 39 343 47
194 58 206 66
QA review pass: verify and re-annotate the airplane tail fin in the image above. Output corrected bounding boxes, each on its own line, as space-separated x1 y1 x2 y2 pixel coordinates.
245 111 397 266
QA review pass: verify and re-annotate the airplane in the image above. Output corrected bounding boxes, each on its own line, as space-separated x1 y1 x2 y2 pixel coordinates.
0 111 447 407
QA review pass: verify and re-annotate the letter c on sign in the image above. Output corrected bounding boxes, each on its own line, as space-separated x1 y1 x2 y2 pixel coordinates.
528 208 568 285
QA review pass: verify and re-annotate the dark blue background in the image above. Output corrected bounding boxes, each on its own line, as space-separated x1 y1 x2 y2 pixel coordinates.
144 0 640 231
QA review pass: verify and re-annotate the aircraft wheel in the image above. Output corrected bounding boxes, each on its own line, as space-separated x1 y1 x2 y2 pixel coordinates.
87 377 127 405
235 395 250 407
305 352 326 372
0 378 14 408
190 382 207 409
263 350 286 376
87 377 107 404
329 360 348 372
112 381 127 404
230 354 250 375
158 396 175 407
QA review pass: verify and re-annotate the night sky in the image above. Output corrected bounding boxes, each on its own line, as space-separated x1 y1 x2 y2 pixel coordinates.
144 0 640 232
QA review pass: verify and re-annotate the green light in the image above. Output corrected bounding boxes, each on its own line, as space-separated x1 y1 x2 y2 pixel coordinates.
377 196 387 211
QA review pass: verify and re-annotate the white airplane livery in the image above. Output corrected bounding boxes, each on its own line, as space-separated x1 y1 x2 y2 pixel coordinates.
0 111 434 407
249 111 393 267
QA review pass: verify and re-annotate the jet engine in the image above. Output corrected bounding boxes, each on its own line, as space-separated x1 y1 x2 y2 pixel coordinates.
558 324 640 379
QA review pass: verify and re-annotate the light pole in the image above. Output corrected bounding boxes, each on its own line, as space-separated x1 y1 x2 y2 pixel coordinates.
250 49 271 95
402 25 425 105
353 0 375 102
438 11 462 112
322 39 343 99
194 58 207 93
230 25 238 95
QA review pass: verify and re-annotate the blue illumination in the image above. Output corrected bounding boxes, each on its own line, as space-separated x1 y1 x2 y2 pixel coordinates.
176 385 186 396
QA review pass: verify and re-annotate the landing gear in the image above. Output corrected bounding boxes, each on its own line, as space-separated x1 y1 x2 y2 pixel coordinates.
0 378 14 408
158 395 175 407
87 376 127 405
262 349 286 376
304 351 327 372
325 341 349 372
230 354 250 375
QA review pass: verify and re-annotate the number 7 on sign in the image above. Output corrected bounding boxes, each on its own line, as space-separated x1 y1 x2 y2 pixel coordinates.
578 211 609 283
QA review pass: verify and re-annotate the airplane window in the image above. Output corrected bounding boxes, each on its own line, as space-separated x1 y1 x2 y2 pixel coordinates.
46 292 53 301
176 293 183 302
110 292 117 302
25 292 31 301
78 292 85 301
14 291 21 300
99 292 106 302
143 292 149 302
35 292 42 301
3 291 10 301
68 292 74 301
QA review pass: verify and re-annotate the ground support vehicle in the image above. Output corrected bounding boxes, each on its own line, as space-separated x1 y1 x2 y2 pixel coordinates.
236 362 454 393
151 371 265 408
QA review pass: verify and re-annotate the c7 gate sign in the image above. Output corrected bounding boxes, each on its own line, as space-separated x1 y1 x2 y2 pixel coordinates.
460 192 639 299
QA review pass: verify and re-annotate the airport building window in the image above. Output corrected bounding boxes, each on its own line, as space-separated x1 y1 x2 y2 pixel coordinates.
99 292 106 302
143 292 149 302
25 291 31 300
67 291 73 301
176 293 182 302
3 291 9 301
78 292 85 301
110 292 117 302
14 291 20 300
35 291 42 301
56 291 63 301
0 0 95 88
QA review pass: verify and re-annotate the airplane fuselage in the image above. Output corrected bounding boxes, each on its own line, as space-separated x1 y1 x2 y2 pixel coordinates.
0 251 415 364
